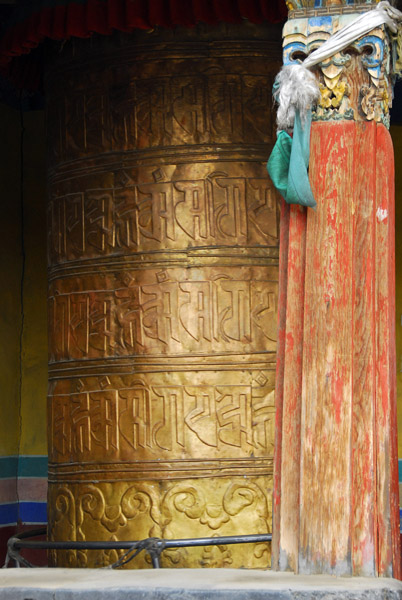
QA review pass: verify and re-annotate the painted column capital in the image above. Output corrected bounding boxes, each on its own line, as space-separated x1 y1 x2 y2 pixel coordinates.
283 0 397 126
287 1 381 12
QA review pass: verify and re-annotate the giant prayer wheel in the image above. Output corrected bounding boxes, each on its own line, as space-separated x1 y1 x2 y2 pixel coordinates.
46 23 281 568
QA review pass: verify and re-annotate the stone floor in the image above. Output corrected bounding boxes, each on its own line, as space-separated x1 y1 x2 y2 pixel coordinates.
1 568 402 599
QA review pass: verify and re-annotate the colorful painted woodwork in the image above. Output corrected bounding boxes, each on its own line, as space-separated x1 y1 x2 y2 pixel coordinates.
287 1 382 11
272 0 401 577
45 24 282 568
283 10 394 126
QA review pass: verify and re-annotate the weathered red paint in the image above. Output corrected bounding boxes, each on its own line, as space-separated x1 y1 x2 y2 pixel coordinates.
272 200 307 572
272 199 289 566
374 124 400 579
272 121 400 578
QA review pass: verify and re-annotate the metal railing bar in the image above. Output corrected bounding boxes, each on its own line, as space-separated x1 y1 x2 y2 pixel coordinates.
4 528 272 569
13 533 272 551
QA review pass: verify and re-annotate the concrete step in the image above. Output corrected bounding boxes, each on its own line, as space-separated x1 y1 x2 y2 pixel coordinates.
1 568 402 599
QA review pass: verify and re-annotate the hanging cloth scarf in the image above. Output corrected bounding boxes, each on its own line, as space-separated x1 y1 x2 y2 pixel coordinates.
267 109 315 208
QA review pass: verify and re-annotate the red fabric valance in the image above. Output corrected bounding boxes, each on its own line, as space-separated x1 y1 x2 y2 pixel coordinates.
0 0 287 70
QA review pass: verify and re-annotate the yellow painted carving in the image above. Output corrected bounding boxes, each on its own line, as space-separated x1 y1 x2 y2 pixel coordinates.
331 80 349 108
382 82 390 114
319 80 348 109
319 83 333 109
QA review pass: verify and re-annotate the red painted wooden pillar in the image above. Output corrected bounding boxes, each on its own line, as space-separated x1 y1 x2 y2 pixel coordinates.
272 2 401 577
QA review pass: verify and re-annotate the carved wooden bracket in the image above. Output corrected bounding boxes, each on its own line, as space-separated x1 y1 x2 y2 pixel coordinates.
283 4 395 126
287 0 381 11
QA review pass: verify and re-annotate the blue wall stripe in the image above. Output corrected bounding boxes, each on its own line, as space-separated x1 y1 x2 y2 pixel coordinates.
19 502 47 524
0 503 18 526
0 456 48 479
0 502 47 526
399 459 402 483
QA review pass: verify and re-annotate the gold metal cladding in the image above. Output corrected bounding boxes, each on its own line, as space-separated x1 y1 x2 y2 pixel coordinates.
48 371 276 466
46 24 282 568
48 477 273 568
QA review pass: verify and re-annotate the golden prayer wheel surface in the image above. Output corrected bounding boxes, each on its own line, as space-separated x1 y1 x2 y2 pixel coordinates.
46 23 281 568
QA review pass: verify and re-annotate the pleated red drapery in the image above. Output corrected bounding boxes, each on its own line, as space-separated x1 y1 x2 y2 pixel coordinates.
0 0 287 69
